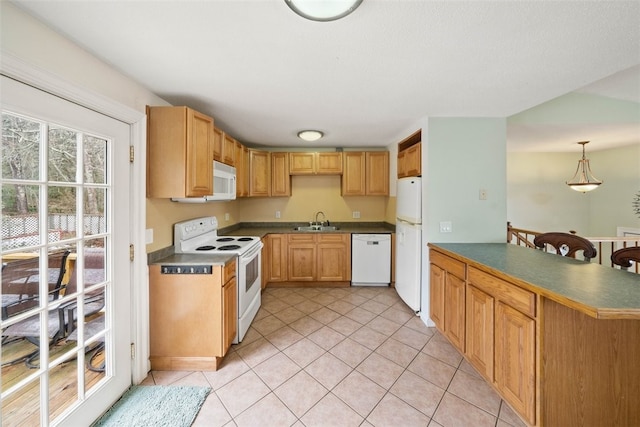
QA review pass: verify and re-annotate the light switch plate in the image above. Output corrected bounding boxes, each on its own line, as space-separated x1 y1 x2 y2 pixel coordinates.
439 221 452 233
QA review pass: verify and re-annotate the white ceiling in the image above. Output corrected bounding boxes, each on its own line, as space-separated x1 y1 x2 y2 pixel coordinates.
12 0 640 152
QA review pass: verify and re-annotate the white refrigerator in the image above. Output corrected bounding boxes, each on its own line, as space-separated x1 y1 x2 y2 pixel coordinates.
395 177 422 312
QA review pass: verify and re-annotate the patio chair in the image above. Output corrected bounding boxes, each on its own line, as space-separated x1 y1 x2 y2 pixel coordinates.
533 232 597 261
611 246 640 271
2 250 70 320
66 314 105 372
1 249 104 368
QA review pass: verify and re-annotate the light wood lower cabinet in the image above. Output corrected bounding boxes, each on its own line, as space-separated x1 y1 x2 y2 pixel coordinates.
429 250 465 352
288 234 316 281
495 301 535 423
317 234 351 281
465 284 494 380
149 259 236 371
430 249 536 425
264 233 351 286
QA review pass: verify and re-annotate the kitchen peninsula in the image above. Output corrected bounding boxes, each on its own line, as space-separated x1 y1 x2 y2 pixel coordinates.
428 243 640 427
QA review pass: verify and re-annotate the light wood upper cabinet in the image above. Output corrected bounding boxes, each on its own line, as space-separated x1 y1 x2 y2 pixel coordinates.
249 149 270 197
271 152 291 197
342 151 389 196
289 152 315 174
147 106 213 198
222 133 236 166
213 126 223 162
397 130 421 178
289 152 343 175
366 151 389 195
341 152 366 196
235 141 249 198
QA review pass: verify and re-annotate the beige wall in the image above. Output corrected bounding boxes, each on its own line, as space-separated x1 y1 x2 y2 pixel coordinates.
239 175 389 223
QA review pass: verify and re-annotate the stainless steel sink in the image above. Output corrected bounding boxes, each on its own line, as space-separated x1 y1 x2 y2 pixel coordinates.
294 226 340 232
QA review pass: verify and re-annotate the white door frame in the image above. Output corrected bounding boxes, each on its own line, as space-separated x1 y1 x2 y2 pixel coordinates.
1 51 150 384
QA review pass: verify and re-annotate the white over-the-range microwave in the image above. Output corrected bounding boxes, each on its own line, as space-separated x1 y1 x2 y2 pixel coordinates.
172 160 236 203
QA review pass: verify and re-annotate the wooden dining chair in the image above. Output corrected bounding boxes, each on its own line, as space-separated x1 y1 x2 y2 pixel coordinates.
533 232 597 261
611 246 640 271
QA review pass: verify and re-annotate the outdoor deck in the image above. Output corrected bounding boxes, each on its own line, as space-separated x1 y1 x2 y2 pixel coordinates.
1 336 105 425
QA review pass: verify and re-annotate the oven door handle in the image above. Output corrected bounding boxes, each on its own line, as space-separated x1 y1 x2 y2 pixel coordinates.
241 242 263 260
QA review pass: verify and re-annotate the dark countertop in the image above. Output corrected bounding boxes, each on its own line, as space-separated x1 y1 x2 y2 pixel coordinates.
149 253 235 266
219 222 395 238
429 243 640 319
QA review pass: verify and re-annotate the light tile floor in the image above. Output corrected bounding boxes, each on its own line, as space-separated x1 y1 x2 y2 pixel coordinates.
142 286 527 427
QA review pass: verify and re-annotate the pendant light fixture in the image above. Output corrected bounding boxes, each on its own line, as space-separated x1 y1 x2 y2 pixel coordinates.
566 141 602 192
285 0 363 22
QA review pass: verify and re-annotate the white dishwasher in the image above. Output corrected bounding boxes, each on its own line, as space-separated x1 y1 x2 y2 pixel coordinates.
351 234 391 286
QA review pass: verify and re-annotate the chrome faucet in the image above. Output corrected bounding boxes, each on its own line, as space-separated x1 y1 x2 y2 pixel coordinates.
312 211 326 227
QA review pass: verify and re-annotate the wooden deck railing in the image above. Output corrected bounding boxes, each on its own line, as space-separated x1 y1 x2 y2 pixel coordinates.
507 222 639 273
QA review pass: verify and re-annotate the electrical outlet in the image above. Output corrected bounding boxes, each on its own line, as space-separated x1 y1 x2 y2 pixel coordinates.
352 211 361 219
224 213 230 221
275 210 281 219
479 189 488 200
439 221 452 233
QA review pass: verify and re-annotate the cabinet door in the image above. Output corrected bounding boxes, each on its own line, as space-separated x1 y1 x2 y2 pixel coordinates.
265 234 287 282
186 109 214 197
444 273 465 352
235 141 245 198
271 152 291 196
317 152 343 174
405 142 421 177
249 149 270 197
222 133 236 166
466 284 494 380
341 152 366 195
366 151 389 195
495 301 536 425
429 263 446 331
288 234 316 281
317 234 350 281
241 146 250 197
289 152 315 175
397 150 407 178
213 126 223 162
222 276 237 354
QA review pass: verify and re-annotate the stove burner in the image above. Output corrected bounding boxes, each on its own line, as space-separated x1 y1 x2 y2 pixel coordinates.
238 237 254 242
216 237 235 242
218 244 241 251
196 245 216 251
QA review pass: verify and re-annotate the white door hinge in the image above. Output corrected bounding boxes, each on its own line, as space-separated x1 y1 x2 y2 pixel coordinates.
129 244 134 262
129 146 134 163
131 343 135 359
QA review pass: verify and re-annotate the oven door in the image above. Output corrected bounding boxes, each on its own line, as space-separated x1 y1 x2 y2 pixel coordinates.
236 241 263 342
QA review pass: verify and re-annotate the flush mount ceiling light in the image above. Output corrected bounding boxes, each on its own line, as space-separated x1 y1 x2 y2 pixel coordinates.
297 130 324 142
566 141 603 193
285 0 363 21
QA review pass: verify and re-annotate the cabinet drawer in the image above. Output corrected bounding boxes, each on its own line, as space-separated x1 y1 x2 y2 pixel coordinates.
430 250 465 279
224 259 236 282
469 267 536 318
317 233 348 243
288 234 316 243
